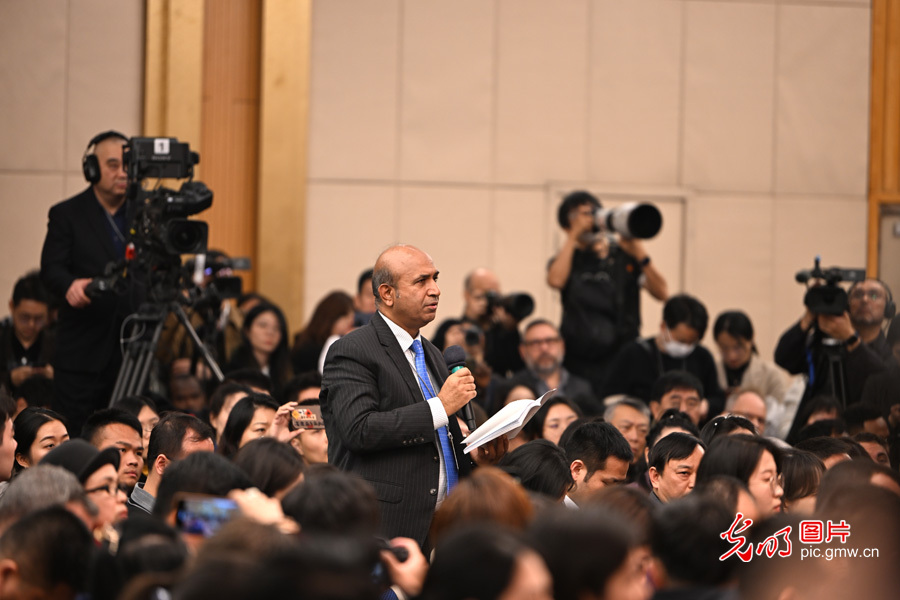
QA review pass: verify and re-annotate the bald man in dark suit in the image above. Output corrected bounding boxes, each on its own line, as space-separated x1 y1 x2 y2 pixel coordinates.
321 245 507 549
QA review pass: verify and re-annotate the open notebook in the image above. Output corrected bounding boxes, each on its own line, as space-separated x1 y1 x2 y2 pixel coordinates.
461 389 557 454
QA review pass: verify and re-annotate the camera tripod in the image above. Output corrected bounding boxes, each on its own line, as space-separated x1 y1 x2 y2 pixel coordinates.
109 301 224 406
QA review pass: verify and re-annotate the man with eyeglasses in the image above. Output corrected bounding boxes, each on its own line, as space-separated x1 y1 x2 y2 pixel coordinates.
508 319 599 414
0 271 54 396
776 278 891 441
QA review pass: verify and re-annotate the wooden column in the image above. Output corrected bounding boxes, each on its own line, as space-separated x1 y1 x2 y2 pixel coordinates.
868 0 900 274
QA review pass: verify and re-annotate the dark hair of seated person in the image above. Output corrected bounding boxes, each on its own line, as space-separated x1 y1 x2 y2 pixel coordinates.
280 464 380 537
589 486 655 545
498 439 574 501
696 434 781 489
421 524 538 600
561 421 634 476
280 370 322 404
233 437 305 498
646 409 700 451
208 382 253 427
816 459 900 514
795 419 846 443
529 506 637 600
699 414 757 446
221 368 273 394
0 506 93 598
112 395 159 420
430 467 533 546
693 474 752 517
151 451 252 520
81 408 143 446
216 393 279 459
779 449 825 506
793 436 854 463
648 432 706 475
651 494 736 587
13 375 55 409
649 370 705 404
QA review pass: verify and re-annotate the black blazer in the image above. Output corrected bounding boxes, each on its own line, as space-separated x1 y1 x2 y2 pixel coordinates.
40 187 138 373
320 312 474 547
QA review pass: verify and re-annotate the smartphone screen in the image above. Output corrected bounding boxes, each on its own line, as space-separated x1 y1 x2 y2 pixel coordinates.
175 495 239 537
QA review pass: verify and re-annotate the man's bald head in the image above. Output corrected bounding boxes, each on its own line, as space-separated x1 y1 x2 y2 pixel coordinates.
371 245 441 337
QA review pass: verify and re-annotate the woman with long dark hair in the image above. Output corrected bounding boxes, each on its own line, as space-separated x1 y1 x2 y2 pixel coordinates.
291 290 355 374
226 303 293 394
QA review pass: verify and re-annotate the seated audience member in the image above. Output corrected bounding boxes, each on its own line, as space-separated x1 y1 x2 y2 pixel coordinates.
699 414 757 447
604 294 725 416
226 303 293 394
430 467 534 546
508 319 599 415
723 388 768 435
793 436 853 470
647 433 706 504
81 408 144 492
696 434 783 519
647 371 705 425
0 506 93 600
713 310 791 433
634 409 700 492
12 407 68 472
11 375 55 414
41 439 127 528
168 374 208 416
0 393 18 485
207 381 252 444
604 398 651 472
280 465 380 537
842 403 890 438
112 395 160 458
498 439 574 502
0 465 94 533
128 412 215 516
795 419 846 443
281 371 328 465
0 271 55 395
650 495 737 598
353 268 376 327
851 431 890 466
291 291 354 375
421 525 552 600
150 451 252 521
217 393 296 459
816 459 900 502
233 437 304 500
590 486 657 590
561 421 633 508
523 396 583 447
530 506 650 600
779 449 825 515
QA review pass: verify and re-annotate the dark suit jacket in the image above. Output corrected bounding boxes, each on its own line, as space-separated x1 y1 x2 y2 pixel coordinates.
40 187 137 374
320 312 474 547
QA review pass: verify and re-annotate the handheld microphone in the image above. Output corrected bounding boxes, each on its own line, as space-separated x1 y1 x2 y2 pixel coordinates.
443 345 477 434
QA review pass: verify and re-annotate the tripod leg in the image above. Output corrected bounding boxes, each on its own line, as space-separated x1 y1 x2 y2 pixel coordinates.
174 304 225 382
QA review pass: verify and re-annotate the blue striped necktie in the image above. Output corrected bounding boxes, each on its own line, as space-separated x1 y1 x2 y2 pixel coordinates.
411 339 458 493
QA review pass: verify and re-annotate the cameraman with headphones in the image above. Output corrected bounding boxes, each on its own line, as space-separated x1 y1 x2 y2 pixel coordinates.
775 278 893 441
40 131 142 434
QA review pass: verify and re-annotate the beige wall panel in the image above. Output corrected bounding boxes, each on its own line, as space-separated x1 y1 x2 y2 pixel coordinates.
400 0 494 182
682 2 775 192
775 5 870 196
590 0 682 186
303 183 398 326
0 174 65 300
64 174 88 199
494 0 589 184
683 194 777 355
770 196 867 352
397 186 492 336
0 0 67 171
66 0 144 167
308 0 400 180
491 189 556 323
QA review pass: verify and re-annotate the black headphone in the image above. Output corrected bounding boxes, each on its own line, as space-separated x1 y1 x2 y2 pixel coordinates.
849 279 896 319
82 130 129 184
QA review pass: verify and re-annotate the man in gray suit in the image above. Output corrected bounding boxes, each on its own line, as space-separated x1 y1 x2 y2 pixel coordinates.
321 245 507 548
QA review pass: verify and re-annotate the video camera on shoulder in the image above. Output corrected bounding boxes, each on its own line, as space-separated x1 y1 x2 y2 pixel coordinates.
795 256 866 315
